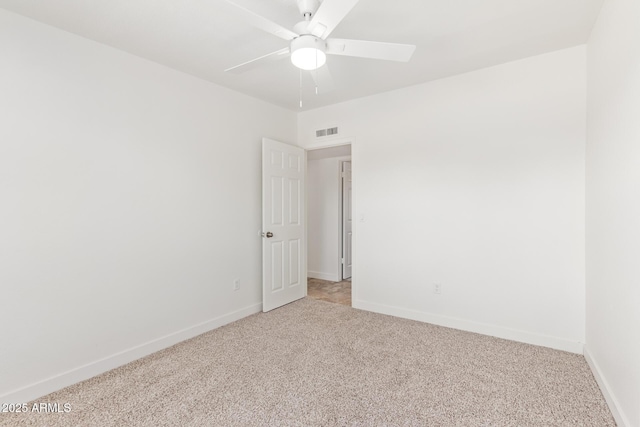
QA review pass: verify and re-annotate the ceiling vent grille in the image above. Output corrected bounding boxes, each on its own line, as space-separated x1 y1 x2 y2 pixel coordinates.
316 127 338 138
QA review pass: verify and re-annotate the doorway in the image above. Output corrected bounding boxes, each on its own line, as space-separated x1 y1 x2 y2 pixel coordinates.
306 143 353 306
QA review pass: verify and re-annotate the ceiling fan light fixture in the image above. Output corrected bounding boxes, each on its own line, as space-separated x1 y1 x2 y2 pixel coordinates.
290 35 326 71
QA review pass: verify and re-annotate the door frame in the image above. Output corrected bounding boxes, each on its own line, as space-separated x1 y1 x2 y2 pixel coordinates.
305 137 357 303
340 159 352 280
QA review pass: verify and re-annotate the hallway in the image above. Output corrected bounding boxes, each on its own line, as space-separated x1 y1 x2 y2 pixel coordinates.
307 278 351 306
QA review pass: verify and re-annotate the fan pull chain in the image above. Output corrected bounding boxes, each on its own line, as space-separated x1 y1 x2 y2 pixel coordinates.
299 68 303 108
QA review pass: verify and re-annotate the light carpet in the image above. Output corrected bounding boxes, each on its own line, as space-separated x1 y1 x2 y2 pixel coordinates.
1 298 615 426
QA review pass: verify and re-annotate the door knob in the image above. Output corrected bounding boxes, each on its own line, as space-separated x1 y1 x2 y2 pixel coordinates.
262 231 274 238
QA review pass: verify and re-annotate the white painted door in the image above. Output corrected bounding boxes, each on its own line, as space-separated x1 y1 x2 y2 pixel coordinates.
262 138 306 312
342 161 353 279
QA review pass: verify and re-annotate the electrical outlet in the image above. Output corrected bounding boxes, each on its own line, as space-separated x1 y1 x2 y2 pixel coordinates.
434 283 442 294
233 279 240 291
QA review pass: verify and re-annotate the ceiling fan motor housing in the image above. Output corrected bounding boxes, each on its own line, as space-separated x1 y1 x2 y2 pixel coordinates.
293 20 311 35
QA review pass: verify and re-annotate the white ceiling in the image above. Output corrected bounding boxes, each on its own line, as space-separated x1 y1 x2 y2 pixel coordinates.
0 0 603 111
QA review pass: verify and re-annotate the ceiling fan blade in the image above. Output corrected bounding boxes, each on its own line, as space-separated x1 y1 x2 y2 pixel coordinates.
326 38 416 62
225 47 290 74
307 0 360 39
310 64 335 94
225 0 298 41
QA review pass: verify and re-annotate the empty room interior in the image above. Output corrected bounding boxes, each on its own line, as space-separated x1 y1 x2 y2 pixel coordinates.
0 0 638 426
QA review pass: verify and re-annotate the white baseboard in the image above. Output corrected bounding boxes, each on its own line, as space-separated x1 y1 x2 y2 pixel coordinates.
308 270 340 282
584 346 631 427
353 299 584 354
0 302 262 405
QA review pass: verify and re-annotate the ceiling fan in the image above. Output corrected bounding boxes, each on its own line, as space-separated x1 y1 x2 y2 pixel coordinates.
224 0 416 91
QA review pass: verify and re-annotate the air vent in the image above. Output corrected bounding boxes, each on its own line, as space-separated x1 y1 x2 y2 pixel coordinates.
315 127 339 138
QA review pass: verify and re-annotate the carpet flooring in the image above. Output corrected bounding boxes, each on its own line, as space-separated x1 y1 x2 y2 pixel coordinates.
1 298 615 426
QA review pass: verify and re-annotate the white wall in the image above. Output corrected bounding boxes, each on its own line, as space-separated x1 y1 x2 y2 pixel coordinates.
307 155 350 281
585 0 640 425
0 9 296 403
298 46 587 353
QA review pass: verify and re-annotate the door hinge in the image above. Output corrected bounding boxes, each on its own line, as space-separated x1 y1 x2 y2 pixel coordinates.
341 258 345 264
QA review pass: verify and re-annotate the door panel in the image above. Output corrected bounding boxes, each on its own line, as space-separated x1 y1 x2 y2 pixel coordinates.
262 138 306 312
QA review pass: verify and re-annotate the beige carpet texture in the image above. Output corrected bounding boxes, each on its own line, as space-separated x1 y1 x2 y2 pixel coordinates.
1 298 615 426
